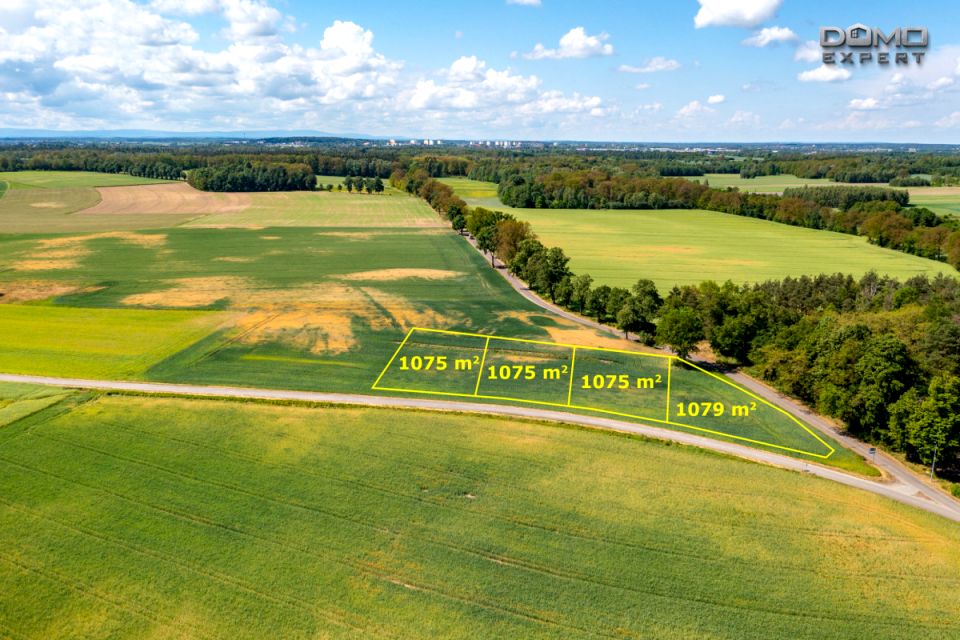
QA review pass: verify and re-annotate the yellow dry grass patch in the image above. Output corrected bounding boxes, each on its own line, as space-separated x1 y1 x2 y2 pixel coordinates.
315 231 376 240
0 280 102 303
12 231 166 271
336 268 464 282
494 310 656 353
29 201 67 209
213 256 256 263
121 278 461 355
79 182 251 215
123 276 252 308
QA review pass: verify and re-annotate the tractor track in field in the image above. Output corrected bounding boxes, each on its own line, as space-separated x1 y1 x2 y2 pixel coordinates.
1 373 958 523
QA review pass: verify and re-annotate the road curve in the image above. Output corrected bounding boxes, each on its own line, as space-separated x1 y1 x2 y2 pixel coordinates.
2 372 959 523
464 233 960 518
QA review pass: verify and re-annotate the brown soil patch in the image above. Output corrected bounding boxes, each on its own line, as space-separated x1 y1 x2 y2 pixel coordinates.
79 182 251 215
337 269 464 282
908 187 960 196
0 280 101 303
12 231 166 271
495 310 655 353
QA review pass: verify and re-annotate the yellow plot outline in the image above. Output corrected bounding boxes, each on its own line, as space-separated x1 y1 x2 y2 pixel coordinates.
372 327 835 459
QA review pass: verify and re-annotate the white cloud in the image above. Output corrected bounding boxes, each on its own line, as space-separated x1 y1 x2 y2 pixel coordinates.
955 57 960 75
507 0 541 5
793 40 821 62
635 83 650 90
936 111 960 128
927 76 955 91
617 57 681 73
797 65 851 83
694 0 782 28
676 100 713 117
727 110 759 126
523 27 613 60
848 97 880 110
742 26 796 47
707 94 725 104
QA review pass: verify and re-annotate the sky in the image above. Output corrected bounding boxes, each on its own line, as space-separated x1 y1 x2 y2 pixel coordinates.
1 0 959 142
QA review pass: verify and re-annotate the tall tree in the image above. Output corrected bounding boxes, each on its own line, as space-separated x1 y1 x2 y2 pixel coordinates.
656 307 705 359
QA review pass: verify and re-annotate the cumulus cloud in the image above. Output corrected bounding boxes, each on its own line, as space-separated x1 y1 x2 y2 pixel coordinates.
797 65 851 82
927 76 955 91
694 0 782 28
403 56 602 120
618 57 681 73
523 27 613 60
676 100 713 117
507 0 541 5
707 94 725 104
635 83 650 90
742 26 796 47
936 112 960 128
727 110 759 126
793 40 821 62
849 97 880 110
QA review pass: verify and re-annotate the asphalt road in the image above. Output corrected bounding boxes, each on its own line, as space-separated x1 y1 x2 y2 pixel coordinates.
2 372 959 523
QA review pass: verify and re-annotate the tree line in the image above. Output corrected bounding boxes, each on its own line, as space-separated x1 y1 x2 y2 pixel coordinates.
187 162 316 192
407 176 960 478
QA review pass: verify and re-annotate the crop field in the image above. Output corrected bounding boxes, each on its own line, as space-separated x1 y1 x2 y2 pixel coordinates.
186 191 442 228
508 207 955 290
0 170 172 190
440 178 956 289
0 391 955 639
0 305 225 379
908 188 960 218
690 173 840 192
373 327 843 463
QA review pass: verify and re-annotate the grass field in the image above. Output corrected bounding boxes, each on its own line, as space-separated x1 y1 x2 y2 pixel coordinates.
506 207 956 290
0 305 225 379
0 170 172 190
0 391 955 639
909 189 960 218
690 173 839 193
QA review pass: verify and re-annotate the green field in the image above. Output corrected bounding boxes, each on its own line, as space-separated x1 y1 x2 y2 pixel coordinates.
509 208 956 290
909 189 960 218
0 170 171 190
0 305 225 379
0 391 955 639
691 173 839 193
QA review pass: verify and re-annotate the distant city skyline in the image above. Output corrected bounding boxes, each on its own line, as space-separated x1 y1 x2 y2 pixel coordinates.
1 0 959 142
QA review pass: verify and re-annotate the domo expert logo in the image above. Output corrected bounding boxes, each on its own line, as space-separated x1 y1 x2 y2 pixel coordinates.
820 24 928 66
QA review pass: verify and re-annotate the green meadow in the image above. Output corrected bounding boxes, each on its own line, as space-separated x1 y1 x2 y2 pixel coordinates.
440 177 956 290
690 173 838 193
0 391 955 639
909 189 960 218
0 170 172 190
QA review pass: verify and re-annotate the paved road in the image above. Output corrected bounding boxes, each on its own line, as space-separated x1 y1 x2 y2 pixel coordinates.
464 233 960 519
2 372 959 523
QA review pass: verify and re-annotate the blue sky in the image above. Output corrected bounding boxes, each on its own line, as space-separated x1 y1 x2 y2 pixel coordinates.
1 0 959 141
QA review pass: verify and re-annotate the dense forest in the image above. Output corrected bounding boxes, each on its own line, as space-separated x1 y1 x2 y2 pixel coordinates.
187 162 316 192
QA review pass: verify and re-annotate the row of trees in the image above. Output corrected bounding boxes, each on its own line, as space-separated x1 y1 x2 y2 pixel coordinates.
342 176 384 193
414 181 960 476
491 170 960 268
187 162 315 192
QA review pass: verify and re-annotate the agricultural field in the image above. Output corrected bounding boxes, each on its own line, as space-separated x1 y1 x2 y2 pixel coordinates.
908 188 960 218
440 177 957 290
0 391 956 639
0 170 172 190
690 173 840 193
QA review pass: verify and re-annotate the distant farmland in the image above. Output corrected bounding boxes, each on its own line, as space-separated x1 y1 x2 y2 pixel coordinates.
440 178 957 290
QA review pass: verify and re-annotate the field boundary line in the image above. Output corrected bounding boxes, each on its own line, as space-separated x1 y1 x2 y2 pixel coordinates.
373 328 834 459
566 347 577 406
473 336 491 396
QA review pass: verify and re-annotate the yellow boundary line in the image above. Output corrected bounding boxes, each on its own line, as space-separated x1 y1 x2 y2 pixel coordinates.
473 337 490 396
372 327 835 459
